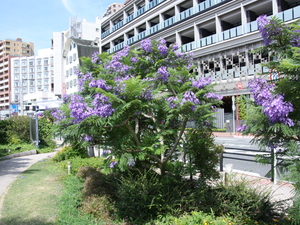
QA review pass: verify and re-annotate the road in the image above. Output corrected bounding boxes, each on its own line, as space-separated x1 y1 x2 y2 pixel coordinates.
215 137 274 178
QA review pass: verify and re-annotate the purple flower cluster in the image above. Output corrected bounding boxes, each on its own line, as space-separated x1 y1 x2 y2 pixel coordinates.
291 30 300 47
89 78 111 91
69 95 90 123
110 160 118 168
141 89 153 101
257 15 272 45
105 45 133 75
182 91 200 111
204 92 223 100
84 135 93 141
248 78 294 126
236 124 247 132
167 96 178 109
141 39 152 52
157 66 169 81
92 51 99 64
78 72 93 92
130 57 139 63
92 93 115 117
192 77 212 89
158 41 168 56
51 108 66 121
101 150 111 156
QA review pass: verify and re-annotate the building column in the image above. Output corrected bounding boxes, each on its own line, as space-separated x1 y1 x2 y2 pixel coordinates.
215 14 222 42
240 4 247 34
175 31 182 46
272 0 279 15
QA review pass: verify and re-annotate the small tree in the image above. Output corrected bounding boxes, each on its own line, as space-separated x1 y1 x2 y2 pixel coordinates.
240 16 300 223
53 39 222 181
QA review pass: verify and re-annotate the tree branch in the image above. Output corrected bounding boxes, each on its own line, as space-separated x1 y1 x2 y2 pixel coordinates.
164 118 188 163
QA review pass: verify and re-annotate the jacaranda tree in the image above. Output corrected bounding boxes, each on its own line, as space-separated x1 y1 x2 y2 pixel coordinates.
240 15 300 223
53 39 223 181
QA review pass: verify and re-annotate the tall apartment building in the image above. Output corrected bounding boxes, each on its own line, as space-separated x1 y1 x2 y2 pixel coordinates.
0 38 34 117
103 3 125 18
10 49 57 116
100 0 300 129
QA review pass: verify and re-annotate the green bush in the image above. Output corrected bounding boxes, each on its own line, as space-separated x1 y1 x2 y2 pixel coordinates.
0 120 9 144
6 116 31 143
52 145 87 162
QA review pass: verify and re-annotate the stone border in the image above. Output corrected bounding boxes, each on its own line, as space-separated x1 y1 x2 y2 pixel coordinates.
0 150 37 160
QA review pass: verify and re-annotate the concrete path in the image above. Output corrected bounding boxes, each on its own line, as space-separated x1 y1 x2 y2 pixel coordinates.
0 152 56 198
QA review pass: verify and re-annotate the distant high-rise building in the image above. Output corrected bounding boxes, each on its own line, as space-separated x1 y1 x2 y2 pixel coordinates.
103 3 124 18
0 38 34 118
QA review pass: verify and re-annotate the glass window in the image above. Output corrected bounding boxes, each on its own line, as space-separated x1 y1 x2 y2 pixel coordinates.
69 56 72 63
37 60 41 65
29 61 34 66
66 70 69 77
21 68 26 73
14 68 19 73
29 67 34 73
14 61 19 67
44 79 49 85
44 66 48 71
21 61 26 66
44 59 48 65
44 72 49 78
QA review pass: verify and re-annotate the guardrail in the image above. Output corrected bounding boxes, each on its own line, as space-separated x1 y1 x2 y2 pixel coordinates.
220 147 278 183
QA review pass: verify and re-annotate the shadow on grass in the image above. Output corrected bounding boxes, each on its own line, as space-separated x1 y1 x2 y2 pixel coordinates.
0 216 56 225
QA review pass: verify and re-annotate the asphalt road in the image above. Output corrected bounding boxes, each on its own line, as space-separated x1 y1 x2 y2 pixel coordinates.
215 137 274 178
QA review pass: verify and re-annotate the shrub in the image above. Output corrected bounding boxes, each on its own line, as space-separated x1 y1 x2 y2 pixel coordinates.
0 120 9 144
52 145 87 162
6 116 31 143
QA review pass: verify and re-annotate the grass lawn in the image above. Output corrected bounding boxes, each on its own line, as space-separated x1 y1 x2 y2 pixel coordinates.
0 159 64 225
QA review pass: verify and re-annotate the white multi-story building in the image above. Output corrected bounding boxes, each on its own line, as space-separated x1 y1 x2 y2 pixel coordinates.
100 0 300 129
63 38 99 94
10 49 58 115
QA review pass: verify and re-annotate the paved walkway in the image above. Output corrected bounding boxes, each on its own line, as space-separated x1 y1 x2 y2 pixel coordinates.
0 152 56 214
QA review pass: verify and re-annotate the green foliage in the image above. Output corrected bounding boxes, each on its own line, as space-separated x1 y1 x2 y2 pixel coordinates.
236 95 248 120
38 117 56 148
6 116 31 143
52 145 87 162
0 143 36 157
0 120 9 144
56 175 101 225
56 157 106 175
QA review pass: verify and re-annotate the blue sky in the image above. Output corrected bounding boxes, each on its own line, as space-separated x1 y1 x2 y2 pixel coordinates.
0 0 122 53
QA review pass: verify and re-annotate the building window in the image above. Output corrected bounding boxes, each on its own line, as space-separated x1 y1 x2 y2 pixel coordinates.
14 75 19 80
44 79 49 85
14 81 19 87
37 67 41 72
21 61 26 66
66 70 69 77
44 72 49 78
30 80 34 86
29 74 34 79
69 68 72 75
29 61 34 66
37 73 42 78
21 68 26 73
44 59 48 65
29 67 34 73
44 66 48 71
14 68 19 74
37 60 41 65
69 56 72 63
30 87 34 93
73 53 76 61
14 61 19 67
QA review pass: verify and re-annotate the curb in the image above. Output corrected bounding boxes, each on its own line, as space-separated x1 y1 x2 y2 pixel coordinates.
0 150 37 160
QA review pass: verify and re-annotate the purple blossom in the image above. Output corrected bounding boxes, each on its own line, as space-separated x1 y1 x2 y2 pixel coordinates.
248 78 294 126
130 57 139 63
62 94 71 104
84 135 93 141
171 43 179 50
291 30 300 47
141 89 153 101
78 72 93 92
236 124 247 132
89 79 111 91
192 77 212 89
110 161 118 168
127 158 135 166
51 109 66 121
69 95 90 123
257 15 272 45
102 150 111 156
92 51 99 64
159 38 166 44
204 92 223 100
92 93 115 117
157 66 169 81
167 96 178 109
182 91 200 111
158 44 168 56
141 39 152 52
